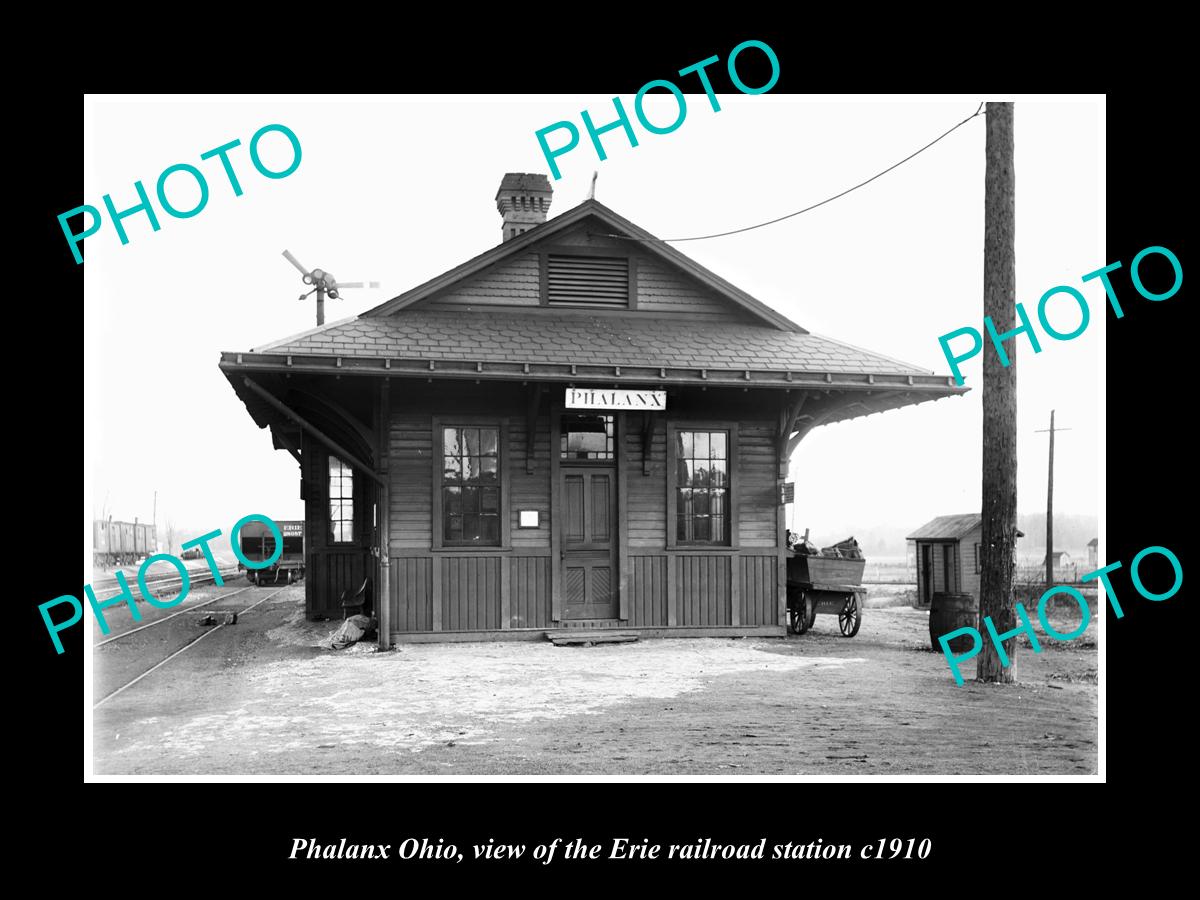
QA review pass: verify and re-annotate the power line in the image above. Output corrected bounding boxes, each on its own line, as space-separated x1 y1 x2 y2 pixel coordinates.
598 102 985 244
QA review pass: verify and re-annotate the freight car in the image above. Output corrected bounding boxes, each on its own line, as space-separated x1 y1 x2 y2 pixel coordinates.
240 519 305 585
92 518 157 568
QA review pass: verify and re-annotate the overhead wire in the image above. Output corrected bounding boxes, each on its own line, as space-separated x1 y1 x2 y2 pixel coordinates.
597 103 986 244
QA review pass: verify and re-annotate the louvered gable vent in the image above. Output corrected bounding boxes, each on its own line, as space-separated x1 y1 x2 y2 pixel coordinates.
547 254 629 307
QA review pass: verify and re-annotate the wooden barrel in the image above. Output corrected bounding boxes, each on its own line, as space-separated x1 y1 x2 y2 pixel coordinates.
929 593 978 653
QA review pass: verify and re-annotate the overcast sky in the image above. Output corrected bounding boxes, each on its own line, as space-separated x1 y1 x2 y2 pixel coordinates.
83 94 1101 551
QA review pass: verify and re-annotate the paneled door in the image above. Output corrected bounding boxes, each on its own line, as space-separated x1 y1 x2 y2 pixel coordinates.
560 468 618 619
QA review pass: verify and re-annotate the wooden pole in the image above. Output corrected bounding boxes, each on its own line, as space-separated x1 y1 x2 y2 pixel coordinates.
377 378 391 650
1035 411 1071 589
1045 409 1055 588
978 102 1018 684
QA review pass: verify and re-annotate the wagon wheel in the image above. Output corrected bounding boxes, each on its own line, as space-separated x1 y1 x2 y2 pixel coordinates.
838 593 862 637
787 588 811 635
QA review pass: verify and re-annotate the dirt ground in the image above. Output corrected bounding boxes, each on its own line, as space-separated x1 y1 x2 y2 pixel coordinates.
92 584 1098 776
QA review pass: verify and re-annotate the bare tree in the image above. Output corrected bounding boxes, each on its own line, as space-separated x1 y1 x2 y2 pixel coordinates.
979 102 1019 683
165 519 178 557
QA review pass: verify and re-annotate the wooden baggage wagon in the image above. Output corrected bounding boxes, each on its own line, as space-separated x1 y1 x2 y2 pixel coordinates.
786 552 867 637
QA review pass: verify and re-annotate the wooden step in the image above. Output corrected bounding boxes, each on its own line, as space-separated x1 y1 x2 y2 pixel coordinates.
559 619 621 629
546 631 640 647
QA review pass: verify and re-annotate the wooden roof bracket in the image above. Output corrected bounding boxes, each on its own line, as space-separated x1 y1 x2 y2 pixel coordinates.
777 394 807 477
272 427 303 468
242 376 385 486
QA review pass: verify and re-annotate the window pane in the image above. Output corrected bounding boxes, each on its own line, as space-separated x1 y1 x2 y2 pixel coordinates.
446 515 463 542
693 432 709 460
480 457 498 481
464 428 480 457
444 485 462 516
462 454 479 481
463 514 481 542
481 487 499 514
462 485 479 514
711 489 726 516
693 490 711 516
712 515 726 543
677 514 689 542
443 456 461 481
444 427 461 458
710 458 727 487
695 462 711 488
693 516 712 542
480 428 498 456
481 515 499 544
710 432 727 458
676 489 696 518
676 431 693 459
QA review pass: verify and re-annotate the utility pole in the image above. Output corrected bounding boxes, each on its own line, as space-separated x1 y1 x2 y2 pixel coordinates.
1036 410 1071 588
978 101 1018 684
152 490 158 552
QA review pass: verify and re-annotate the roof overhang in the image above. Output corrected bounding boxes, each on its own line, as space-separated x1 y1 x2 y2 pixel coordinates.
220 349 966 394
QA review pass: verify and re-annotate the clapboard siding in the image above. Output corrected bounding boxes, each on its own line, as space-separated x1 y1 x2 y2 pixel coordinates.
441 557 502 630
739 556 778 626
423 252 541 308
628 556 668 626
738 422 779 548
510 414 551 549
627 418 666 548
636 256 742 319
390 413 432 550
676 555 732 626
393 557 433 631
510 556 551 628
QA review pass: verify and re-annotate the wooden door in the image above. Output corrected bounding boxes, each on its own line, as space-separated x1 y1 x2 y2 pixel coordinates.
561 467 618 619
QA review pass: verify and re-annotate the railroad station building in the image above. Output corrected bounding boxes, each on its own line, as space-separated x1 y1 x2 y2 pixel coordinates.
220 174 965 647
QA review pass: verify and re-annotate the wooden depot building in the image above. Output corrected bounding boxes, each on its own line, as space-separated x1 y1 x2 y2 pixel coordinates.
220 173 966 647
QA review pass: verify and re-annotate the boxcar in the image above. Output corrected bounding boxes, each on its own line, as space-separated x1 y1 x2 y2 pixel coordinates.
93 519 157 568
241 519 305 585
134 524 149 558
93 521 110 567
118 522 135 562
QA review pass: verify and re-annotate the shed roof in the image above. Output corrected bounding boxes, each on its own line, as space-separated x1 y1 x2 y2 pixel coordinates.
907 514 1025 541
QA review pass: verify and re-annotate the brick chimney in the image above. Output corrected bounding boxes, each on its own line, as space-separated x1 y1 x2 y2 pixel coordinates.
496 173 552 242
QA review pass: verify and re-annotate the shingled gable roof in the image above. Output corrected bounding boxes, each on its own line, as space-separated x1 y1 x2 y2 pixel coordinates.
363 198 804 333
231 197 968 402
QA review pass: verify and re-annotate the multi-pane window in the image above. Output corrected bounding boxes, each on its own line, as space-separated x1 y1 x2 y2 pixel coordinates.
974 542 982 574
328 456 354 543
442 426 501 545
561 414 614 460
674 430 729 544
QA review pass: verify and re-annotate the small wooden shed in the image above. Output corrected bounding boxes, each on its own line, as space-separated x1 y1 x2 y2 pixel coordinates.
906 513 1023 609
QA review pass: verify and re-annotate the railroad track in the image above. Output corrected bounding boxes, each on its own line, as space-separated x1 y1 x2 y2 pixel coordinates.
93 584 292 709
92 563 243 596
